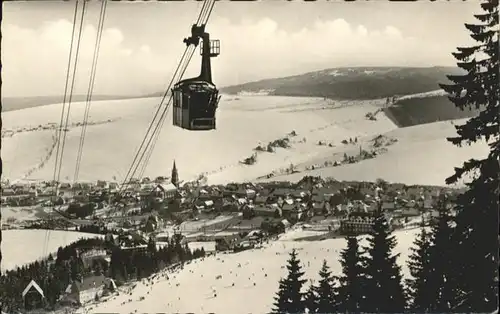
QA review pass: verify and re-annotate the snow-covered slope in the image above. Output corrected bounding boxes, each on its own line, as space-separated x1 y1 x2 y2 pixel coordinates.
84 228 420 314
1 230 104 271
261 119 488 186
397 89 447 100
1 95 397 184
2 94 485 187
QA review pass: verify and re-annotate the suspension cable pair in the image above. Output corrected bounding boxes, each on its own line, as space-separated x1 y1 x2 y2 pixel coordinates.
115 0 216 203
45 0 107 257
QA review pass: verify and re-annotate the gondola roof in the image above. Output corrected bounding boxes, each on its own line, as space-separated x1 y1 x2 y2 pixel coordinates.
174 77 216 89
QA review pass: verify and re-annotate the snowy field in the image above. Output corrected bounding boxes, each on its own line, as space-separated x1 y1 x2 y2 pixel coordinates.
83 228 420 314
1 229 104 271
262 119 489 187
1 206 47 223
1 95 397 184
397 89 448 100
187 241 216 253
178 215 236 232
1 130 55 180
278 228 330 241
2 94 485 187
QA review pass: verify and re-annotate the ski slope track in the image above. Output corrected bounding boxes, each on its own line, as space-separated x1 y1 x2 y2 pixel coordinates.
1 94 486 186
82 228 420 314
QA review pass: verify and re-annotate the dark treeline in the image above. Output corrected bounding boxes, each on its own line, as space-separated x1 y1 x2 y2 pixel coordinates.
24 223 110 235
0 234 205 312
75 224 110 235
0 238 106 311
272 209 406 314
67 203 95 219
272 200 496 313
109 234 205 283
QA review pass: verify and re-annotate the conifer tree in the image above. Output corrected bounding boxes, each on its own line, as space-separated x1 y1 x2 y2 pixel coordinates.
183 242 193 260
362 211 407 313
438 0 499 311
314 260 336 314
93 261 103 276
304 283 318 313
335 236 364 313
109 248 120 279
46 276 61 307
70 257 84 282
271 280 289 314
426 198 456 312
271 249 307 314
406 216 433 312
147 236 157 255
147 236 159 272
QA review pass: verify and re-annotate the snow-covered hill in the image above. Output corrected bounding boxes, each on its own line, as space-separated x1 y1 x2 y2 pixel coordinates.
2 94 486 187
397 89 448 100
221 67 463 100
1 95 397 184
1 229 104 271
260 119 488 187
82 228 421 314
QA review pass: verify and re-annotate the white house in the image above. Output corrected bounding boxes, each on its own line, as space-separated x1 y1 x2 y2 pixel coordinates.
63 275 115 305
155 183 178 200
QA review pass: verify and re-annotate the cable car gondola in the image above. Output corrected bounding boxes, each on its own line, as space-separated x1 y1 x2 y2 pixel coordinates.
172 24 221 131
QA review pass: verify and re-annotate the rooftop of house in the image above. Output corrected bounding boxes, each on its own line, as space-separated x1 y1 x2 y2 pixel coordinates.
66 275 107 294
313 187 339 196
344 216 375 223
254 194 269 201
253 205 275 212
311 195 325 203
22 280 45 298
282 203 296 211
272 188 295 196
154 183 178 192
6 176 464 212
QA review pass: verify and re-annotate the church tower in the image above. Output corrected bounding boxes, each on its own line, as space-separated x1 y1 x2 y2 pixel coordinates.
171 160 179 188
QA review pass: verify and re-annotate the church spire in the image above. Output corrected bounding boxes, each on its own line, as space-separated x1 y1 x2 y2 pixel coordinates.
171 160 179 187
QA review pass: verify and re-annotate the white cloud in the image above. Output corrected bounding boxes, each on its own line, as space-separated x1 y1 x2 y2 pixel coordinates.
206 17 445 85
357 25 368 37
384 25 402 38
2 16 448 97
2 19 167 97
140 45 151 54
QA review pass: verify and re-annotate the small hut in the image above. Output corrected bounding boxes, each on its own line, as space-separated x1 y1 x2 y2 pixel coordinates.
22 280 45 311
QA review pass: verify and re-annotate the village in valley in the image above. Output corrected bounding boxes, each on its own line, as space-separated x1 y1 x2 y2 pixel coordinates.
0 158 462 312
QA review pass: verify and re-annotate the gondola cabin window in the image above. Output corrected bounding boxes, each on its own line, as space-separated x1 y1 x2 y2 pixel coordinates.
173 90 182 108
182 92 189 109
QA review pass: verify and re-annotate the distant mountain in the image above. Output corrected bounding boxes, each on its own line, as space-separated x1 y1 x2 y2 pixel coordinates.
220 66 464 100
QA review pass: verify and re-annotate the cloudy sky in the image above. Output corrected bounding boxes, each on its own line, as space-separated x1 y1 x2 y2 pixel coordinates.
2 0 480 97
